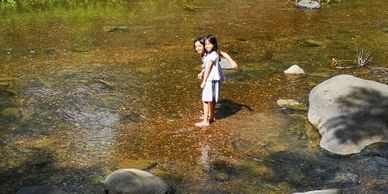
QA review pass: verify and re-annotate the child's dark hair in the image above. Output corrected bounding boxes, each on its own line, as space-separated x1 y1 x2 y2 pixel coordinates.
193 36 205 52
205 34 219 53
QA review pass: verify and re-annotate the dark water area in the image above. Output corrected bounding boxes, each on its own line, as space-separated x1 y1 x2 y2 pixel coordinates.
0 0 388 193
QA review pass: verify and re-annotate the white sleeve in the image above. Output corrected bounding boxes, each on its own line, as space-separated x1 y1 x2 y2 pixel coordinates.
207 52 217 62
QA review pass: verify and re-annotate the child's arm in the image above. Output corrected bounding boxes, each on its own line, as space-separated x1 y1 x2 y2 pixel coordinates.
201 60 214 88
198 69 205 79
220 51 238 69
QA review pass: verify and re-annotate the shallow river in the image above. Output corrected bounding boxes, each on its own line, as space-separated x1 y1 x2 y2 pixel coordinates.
0 0 388 193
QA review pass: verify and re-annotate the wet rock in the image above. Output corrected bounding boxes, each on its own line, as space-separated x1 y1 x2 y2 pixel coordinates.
293 189 340 194
276 99 307 111
284 65 305 74
308 75 388 155
104 169 172 194
296 0 321 9
16 186 67 194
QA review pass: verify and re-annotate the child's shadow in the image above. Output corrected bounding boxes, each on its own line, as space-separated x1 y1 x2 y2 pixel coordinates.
215 99 252 120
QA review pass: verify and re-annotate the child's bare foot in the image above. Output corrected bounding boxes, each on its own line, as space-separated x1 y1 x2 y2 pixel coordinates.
195 121 209 128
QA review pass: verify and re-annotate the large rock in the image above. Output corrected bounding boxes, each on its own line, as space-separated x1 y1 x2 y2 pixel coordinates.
308 75 388 155
104 169 171 194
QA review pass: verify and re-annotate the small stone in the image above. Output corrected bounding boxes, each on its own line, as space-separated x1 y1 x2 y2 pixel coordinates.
276 99 307 111
284 65 305 74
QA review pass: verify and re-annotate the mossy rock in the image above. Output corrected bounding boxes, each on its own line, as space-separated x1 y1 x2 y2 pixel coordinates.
276 99 307 111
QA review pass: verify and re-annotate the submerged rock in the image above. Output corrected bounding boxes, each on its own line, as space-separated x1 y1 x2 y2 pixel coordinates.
308 75 388 155
276 99 307 111
104 169 171 194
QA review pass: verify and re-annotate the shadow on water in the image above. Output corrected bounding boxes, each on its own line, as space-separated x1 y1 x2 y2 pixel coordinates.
326 87 388 144
262 151 351 192
0 148 105 194
215 99 253 120
203 147 388 193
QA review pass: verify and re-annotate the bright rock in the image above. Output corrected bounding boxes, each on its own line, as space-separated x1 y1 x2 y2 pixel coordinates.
104 169 171 194
308 75 388 155
284 64 305 74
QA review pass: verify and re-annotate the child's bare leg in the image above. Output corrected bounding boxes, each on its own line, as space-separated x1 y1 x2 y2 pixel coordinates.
203 102 210 124
195 102 210 127
208 102 215 122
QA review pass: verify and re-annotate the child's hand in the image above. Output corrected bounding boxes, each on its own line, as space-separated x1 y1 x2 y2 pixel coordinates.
197 72 203 79
200 82 205 88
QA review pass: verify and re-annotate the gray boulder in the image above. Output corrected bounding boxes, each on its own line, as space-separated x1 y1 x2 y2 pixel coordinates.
308 75 388 155
104 169 171 194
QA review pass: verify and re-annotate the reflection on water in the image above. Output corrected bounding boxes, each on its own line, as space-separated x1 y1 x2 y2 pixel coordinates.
0 0 388 193
199 144 211 173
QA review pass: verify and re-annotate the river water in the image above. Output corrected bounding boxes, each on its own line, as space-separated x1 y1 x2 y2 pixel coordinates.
0 0 387 193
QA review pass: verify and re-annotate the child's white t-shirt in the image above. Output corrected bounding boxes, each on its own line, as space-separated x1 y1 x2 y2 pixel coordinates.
203 51 225 81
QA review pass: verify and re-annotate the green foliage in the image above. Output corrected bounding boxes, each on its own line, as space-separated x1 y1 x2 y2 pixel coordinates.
96 177 105 186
